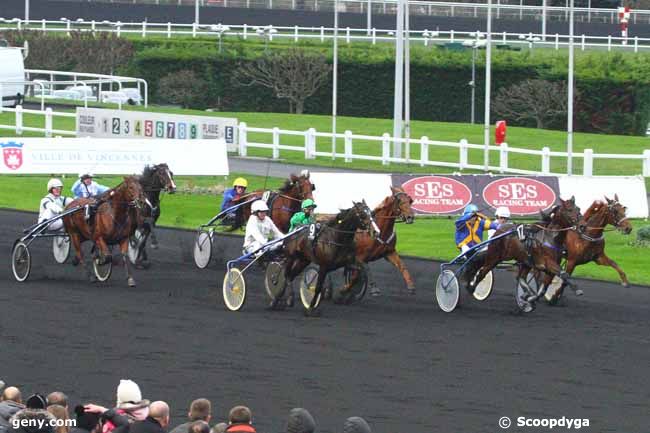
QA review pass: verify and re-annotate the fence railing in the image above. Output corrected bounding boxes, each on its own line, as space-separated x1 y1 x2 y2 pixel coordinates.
40 0 650 26
1 107 648 176
0 19 648 52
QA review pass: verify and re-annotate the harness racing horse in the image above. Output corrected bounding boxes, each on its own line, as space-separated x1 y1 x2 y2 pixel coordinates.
64 176 146 287
130 163 177 266
470 197 581 307
230 170 315 233
336 187 416 300
281 201 377 316
547 195 633 304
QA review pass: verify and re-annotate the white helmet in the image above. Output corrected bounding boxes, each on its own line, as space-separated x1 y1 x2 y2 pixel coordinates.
251 200 269 213
495 206 511 218
47 178 63 191
79 171 94 179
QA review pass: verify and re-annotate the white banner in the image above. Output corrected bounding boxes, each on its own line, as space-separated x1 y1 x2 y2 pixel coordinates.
76 107 238 152
558 176 648 218
311 172 393 214
0 138 229 175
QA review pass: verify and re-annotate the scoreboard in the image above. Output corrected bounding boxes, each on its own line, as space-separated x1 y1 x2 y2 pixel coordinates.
76 108 238 151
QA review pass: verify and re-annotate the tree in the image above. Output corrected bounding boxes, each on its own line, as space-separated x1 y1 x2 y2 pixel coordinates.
232 48 331 114
157 70 209 109
493 79 574 129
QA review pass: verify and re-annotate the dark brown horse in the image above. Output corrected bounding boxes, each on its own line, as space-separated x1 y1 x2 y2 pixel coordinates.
64 176 146 286
339 186 416 299
470 197 582 305
280 201 376 316
230 170 315 233
131 163 176 266
547 195 633 303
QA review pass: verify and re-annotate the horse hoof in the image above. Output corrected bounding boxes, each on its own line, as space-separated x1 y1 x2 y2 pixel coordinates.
151 243 159 250
406 286 416 296
127 277 136 287
304 308 322 317
323 287 332 300
575 289 584 296
622 282 629 288
370 287 382 297
135 261 151 270
285 294 295 308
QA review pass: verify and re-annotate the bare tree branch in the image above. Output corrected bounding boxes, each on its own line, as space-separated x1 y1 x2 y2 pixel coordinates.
232 48 331 114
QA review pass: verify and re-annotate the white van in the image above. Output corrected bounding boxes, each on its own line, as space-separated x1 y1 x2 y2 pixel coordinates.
0 47 26 107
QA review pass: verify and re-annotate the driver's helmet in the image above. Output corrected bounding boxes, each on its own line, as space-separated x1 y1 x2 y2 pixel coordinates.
301 199 317 210
79 172 94 180
251 200 269 213
495 206 511 219
47 178 63 192
463 204 479 216
233 177 248 188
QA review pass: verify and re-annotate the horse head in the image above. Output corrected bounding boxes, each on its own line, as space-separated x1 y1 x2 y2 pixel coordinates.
390 186 415 224
145 163 176 194
122 176 147 210
284 170 315 202
350 200 379 239
555 195 581 227
605 194 632 235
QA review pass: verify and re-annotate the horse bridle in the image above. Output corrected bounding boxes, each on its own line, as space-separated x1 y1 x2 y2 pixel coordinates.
607 201 629 228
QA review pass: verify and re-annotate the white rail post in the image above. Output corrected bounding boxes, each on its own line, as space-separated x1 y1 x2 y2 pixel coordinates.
294 25 298 42
192 22 197 38
583 148 593 176
243 24 248 39
15 105 23 135
344 130 353 162
272 127 280 159
142 21 146 38
42 19 46 31
167 22 171 38
346 27 350 43
45 107 53 138
320 26 325 42
643 149 650 177
91 20 96 31
382 133 390 165
305 128 316 159
419 136 429 167
499 142 508 173
238 122 247 156
459 138 468 169
607 35 611 51
541 146 550 174
555 33 559 50
372 27 376 45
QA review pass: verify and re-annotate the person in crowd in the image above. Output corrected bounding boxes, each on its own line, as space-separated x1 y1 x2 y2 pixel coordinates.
128 401 169 433
342 417 371 433
9 407 56 433
69 406 101 433
24 395 47 411
243 200 284 255
209 424 227 433
84 380 149 433
168 399 211 433
224 407 256 433
187 422 208 433
46 405 69 433
46 394 67 412
288 199 317 232
38 179 73 230
285 408 315 433
0 387 24 429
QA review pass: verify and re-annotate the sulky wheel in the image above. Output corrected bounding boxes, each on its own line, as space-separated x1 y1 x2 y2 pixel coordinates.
193 231 212 269
342 264 369 303
12 241 31 282
515 278 536 314
264 261 287 301
472 269 494 301
52 235 71 264
435 269 460 312
127 229 145 265
299 265 322 310
223 267 246 311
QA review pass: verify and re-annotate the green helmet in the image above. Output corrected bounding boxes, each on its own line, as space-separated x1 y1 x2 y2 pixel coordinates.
301 199 317 210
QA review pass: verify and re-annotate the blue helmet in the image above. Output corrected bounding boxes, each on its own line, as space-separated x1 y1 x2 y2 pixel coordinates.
463 204 478 215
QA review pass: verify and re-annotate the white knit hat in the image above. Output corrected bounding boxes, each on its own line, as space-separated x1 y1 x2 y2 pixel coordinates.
116 380 150 409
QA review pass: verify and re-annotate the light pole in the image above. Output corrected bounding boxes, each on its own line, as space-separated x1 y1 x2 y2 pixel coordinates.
542 0 547 41
567 0 575 174
24 0 29 23
392 0 405 158
367 0 371 36
463 32 485 124
210 24 230 52
195 0 200 27
483 0 492 171
332 0 339 159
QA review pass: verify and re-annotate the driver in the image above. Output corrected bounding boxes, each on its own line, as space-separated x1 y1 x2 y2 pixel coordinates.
38 178 73 231
222 178 248 212
289 199 317 232
488 206 511 238
71 172 111 221
243 200 284 255
455 204 499 253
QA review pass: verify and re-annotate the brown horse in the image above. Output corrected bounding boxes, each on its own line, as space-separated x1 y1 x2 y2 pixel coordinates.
547 194 633 303
64 176 146 286
338 186 416 299
230 170 315 233
280 201 377 316
470 197 581 305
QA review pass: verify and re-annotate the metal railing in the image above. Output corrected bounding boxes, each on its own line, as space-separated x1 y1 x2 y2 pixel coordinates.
0 19 647 51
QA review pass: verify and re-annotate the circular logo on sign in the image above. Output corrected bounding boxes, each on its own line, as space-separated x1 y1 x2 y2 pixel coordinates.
482 177 556 215
401 176 472 214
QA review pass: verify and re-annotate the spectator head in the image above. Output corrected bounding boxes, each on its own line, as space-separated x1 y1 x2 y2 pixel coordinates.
286 408 316 433
116 380 150 410
46 405 69 433
25 394 48 410
11 408 57 433
73 405 101 433
227 406 252 425
188 421 209 433
342 417 371 433
188 399 211 422
210 423 227 433
149 401 170 429
47 393 68 409
2 386 22 404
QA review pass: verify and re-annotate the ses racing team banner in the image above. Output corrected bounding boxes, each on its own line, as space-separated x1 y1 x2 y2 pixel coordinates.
0 138 229 175
393 175 560 216
76 107 238 152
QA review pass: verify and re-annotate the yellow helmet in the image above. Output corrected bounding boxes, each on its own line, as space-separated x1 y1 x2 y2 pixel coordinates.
233 177 248 188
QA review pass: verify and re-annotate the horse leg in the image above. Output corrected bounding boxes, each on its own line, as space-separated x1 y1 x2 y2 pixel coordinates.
149 228 159 249
69 231 83 267
469 257 497 294
595 253 629 287
305 267 327 317
95 236 112 265
385 251 415 295
120 238 136 287
285 258 308 308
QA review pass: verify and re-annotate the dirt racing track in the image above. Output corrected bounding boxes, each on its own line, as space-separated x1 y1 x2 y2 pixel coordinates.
2 209 649 433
